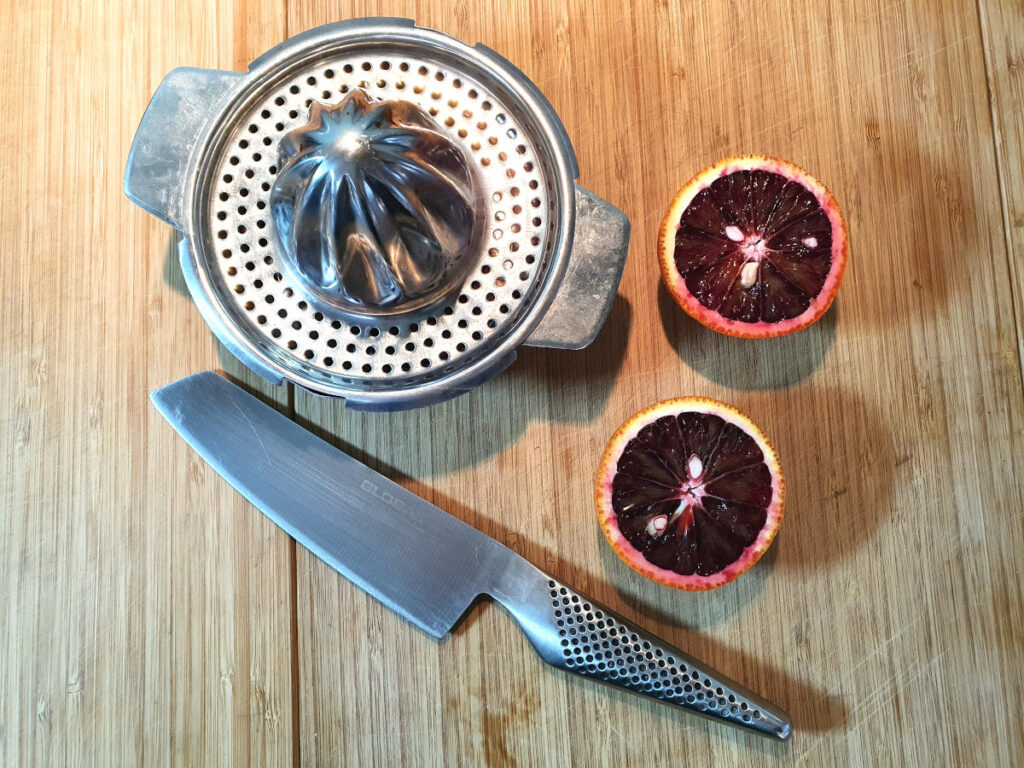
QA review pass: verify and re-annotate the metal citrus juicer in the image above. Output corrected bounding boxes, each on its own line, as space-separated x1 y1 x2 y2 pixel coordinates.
125 18 630 410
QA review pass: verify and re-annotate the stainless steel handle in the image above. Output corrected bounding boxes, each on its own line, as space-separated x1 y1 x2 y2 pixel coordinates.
494 566 791 740
124 67 242 228
524 185 630 349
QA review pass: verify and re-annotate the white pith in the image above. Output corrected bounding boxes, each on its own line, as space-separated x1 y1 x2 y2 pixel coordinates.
645 454 707 537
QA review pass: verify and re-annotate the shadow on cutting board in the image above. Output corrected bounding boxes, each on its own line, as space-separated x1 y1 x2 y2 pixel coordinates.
275 295 631 475
657 279 837 390
537 619 847 744
510 294 634 424
162 216 633 474
162 231 190 296
591 545 845 739
363 472 846 739
429 485 847 743
597 529 778 630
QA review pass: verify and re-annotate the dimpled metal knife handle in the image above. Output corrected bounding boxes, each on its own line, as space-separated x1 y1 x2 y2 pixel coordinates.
513 574 792 740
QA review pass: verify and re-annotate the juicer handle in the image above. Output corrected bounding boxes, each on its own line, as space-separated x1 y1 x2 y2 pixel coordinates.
124 67 243 229
524 185 630 350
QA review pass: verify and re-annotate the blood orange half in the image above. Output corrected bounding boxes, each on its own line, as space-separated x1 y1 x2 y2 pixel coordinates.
659 156 848 337
596 398 784 591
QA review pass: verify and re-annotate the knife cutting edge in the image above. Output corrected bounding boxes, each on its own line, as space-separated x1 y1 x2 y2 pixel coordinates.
151 371 792 740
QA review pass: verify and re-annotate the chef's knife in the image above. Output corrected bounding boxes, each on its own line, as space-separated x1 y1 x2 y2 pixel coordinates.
151 371 791 740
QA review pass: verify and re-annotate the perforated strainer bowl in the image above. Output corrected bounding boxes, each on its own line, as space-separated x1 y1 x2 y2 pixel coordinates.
126 18 629 410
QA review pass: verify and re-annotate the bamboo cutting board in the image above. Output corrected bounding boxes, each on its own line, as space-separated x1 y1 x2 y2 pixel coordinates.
2 0 1023 765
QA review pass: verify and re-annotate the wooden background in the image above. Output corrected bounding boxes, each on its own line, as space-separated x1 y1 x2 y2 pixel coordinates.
2 0 1022 765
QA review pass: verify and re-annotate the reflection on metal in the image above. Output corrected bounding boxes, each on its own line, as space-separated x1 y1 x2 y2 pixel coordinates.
271 90 483 316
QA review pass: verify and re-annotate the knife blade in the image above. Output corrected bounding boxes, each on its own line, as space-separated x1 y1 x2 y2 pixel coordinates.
152 371 792 740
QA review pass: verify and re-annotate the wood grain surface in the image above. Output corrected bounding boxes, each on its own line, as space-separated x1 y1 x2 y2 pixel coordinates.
2 0 1022 765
